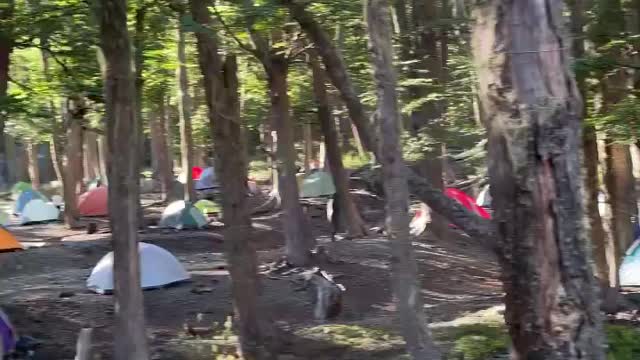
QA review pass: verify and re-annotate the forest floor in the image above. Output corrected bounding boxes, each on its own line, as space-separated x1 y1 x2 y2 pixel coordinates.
0 190 581 359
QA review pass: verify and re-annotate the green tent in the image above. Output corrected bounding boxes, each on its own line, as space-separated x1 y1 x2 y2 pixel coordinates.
194 199 220 215
300 171 336 198
159 200 208 230
11 182 32 199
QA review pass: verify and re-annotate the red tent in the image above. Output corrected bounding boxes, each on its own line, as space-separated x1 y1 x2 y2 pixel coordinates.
78 186 109 217
445 188 491 220
192 166 203 181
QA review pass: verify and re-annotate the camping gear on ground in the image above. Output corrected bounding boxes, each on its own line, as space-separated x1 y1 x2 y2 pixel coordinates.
86 242 190 294
445 188 491 220
192 166 203 181
10 182 32 199
299 171 336 198
410 202 431 236
159 200 208 230
13 190 47 215
194 199 219 216
0 308 16 356
0 227 22 252
78 186 108 217
19 199 60 225
195 167 218 191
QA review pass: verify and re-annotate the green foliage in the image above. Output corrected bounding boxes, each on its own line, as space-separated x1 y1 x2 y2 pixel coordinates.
606 324 640 360
342 151 371 169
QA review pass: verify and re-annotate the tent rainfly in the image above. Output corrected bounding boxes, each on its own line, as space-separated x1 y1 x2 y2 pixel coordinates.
159 201 208 230
299 171 336 198
78 186 108 216
0 227 22 252
86 242 190 294
195 167 218 190
11 182 32 199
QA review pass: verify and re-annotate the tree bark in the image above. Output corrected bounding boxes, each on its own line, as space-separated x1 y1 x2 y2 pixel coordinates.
134 3 146 228
366 0 441 358
310 55 367 238
150 98 174 202
69 98 86 194
303 121 313 173
472 1 605 358
0 0 14 190
61 100 81 229
268 58 314 266
177 17 196 202
84 131 101 181
94 0 149 358
26 142 41 189
190 0 271 357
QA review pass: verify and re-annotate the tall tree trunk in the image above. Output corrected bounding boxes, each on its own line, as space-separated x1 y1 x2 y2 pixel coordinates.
97 135 108 182
303 121 313 173
568 0 611 288
190 1 271 357
95 0 149 358
26 142 41 189
177 18 196 202
268 58 314 266
472 1 605 358
69 98 86 194
0 0 14 190
134 3 146 227
61 100 80 229
150 97 174 201
310 55 367 238
366 0 441 358
84 131 101 180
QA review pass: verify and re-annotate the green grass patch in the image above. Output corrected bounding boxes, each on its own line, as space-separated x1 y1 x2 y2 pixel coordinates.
297 324 403 351
248 159 272 183
606 324 640 360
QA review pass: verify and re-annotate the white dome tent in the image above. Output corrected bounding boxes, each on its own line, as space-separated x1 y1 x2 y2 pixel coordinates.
19 199 60 225
87 242 190 294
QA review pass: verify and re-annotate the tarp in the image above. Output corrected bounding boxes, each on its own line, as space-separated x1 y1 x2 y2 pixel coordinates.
194 199 219 215
0 227 22 252
195 167 218 190
78 186 108 216
445 188 491 220
87 242 190 294
476 185 491 208
13 190 47 215
159 201 208 230
300 171 336 198
19 199 60 225
11 182 32 199
192 166 203 181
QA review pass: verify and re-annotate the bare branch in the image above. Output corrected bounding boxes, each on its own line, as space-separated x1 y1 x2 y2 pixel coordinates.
210 2 259 56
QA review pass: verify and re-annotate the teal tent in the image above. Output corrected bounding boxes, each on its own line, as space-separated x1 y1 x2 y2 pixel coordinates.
299 171 336 198
159 201 208 230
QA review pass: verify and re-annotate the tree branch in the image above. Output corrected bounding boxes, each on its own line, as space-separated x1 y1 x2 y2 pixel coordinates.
210 2 259 56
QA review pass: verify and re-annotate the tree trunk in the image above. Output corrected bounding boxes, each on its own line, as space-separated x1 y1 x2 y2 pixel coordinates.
366 0 441 358
61 100 80 229
268 58 314 266
69 98 86 195
604 143 634 272
95 0 149 358
97 135 108 182
0 0 14 190
26 142 41 189
177 19 196 202
303 121 313 173
567 0 611 288
472 1 605 358
84 131 101 180
310 55 367 238
150 98 174 202
134 3 146 228
190 0 271 357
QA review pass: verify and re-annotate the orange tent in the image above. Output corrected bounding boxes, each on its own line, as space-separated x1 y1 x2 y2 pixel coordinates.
78 186 109 217
0 227 23 252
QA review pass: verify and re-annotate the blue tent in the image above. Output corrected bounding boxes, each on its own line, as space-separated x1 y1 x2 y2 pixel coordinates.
13 190 46 215
620 223 640 286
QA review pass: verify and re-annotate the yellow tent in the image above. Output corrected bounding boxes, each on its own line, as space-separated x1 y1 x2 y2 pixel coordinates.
0 227 23 252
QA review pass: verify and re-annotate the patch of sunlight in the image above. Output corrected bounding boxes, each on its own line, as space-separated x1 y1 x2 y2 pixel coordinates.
431 305 505 329
249 160 271 182
296 324 403 351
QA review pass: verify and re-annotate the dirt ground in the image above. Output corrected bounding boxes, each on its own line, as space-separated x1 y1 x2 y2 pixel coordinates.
0 193 503 359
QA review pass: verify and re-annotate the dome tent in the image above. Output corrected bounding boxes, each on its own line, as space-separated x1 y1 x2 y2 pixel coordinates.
0 227 22 252
11 182 32 199
13 190 47 215
194 199 220 216
87 242 190 294
159 201 208 230
195 167 218 190
299 171 336 198
78 186 108 216
19 199 59 225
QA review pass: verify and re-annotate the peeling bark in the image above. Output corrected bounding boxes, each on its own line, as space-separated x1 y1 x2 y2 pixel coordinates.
472 1 604 358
